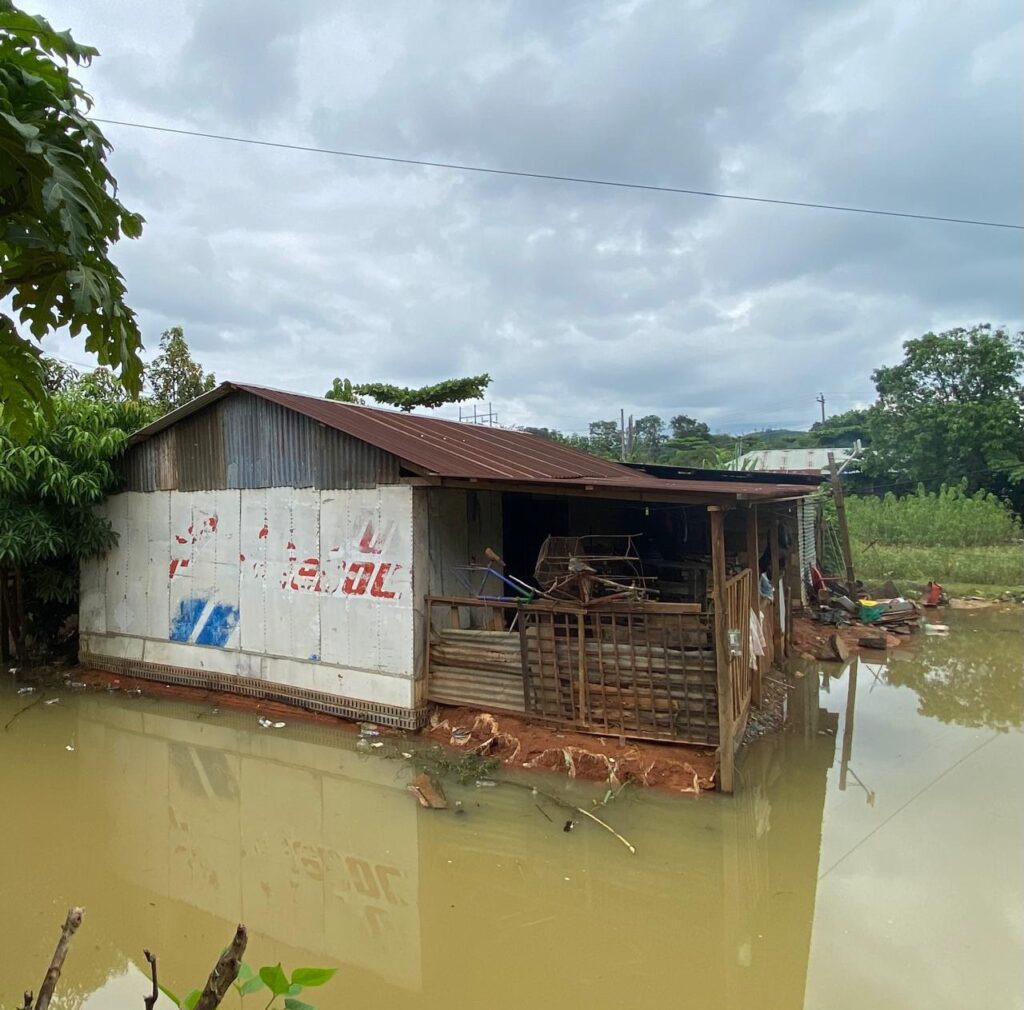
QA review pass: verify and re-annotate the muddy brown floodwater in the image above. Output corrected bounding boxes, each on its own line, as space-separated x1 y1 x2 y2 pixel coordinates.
1 607 1021 1010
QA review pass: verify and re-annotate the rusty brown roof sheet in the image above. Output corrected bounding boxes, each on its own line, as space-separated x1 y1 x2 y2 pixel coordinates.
129 383 814 500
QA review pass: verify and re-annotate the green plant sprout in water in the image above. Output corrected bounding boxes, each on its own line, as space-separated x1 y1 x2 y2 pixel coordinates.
161 962 336 1010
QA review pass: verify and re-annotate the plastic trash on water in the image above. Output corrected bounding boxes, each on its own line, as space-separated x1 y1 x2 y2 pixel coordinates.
257 717 286 729
475 779 497 788
44 698 60 706
16 686 35 695
359 722 381 737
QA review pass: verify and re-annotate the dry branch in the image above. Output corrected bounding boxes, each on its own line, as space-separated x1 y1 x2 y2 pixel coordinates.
194 924 247 1010
143 950 158 1010
34 906 84 1010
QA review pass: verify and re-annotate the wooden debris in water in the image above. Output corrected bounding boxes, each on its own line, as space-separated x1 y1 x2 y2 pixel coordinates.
408 773 448 809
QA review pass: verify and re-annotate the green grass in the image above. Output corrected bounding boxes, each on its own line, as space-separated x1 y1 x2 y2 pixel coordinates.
853 540 1024 592
845 484 1022 547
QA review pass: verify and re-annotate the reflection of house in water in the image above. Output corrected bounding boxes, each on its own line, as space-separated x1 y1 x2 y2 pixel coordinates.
72 685 837 1007
74 700 423 995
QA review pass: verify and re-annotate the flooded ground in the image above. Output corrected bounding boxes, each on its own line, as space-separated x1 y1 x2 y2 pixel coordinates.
1 607 1021 1010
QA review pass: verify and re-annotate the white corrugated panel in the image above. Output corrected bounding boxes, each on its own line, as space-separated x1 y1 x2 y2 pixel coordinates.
797 498 818 602
84 485 420 711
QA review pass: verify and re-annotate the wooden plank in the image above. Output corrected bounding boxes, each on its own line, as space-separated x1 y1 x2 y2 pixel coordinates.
770 515 781 667
745 507 762 707
710 507 734 794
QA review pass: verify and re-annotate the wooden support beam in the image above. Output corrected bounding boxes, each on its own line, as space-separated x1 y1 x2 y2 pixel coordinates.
710 507 734 794
770 515 781 667
744 506 762 706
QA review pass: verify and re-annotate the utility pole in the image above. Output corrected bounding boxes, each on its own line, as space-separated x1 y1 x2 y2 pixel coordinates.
816 392 826 424
620 408 626 461
828 451 856 590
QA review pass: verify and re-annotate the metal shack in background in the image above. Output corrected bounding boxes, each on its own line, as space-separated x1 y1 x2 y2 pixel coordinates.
80 383 821 791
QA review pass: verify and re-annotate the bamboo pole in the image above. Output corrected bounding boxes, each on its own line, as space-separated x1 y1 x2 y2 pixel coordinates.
828 452 856 589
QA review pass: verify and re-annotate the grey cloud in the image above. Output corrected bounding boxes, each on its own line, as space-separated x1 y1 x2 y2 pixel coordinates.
30 0 1024 435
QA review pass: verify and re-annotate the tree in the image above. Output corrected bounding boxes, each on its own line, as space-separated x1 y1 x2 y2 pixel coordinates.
808 408 871 447
587 419 621 459
0 4 144 439
629 414 665 461
866 325 1024 497
350 373 491 412
325 377 364 404
0 374 154 657
669 414 710 440
147 327 216 412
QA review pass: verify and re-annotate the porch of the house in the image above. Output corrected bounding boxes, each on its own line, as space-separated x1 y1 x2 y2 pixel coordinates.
421 486 805 792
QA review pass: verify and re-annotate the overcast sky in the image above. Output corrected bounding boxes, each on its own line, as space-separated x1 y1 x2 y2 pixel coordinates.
33 0 1024 433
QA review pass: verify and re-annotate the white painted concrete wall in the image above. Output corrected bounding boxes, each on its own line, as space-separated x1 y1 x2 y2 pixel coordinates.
81 486 421 708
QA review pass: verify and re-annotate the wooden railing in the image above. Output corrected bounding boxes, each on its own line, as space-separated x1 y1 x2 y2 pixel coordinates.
723 568 754 743
520 602 718 746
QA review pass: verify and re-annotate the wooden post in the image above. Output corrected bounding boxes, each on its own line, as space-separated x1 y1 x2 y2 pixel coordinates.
710 507 734 794
769 515 781 666
828 452 856 589
576 612 588 723
744 506 762 706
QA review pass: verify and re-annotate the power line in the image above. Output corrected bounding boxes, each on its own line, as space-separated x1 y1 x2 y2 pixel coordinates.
93 118 1024 232
818 732 999 881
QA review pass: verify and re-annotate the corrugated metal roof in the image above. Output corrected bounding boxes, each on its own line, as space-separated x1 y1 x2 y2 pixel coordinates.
729 447 856 474
129 383 814 500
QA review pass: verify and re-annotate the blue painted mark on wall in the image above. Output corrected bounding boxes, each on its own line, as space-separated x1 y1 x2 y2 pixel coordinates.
170 596 240 647
196 603 240 646
170 597 206 642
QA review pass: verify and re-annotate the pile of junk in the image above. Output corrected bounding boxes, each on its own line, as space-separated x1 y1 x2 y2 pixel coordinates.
805 565 950 655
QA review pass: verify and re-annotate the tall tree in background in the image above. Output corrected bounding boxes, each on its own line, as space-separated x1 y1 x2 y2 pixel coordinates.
326 373 491 412
148 327 216 412
587 419 621 459
325 377 364 404
808 408 871 447
629 415 665 460
669 414 710 440
0 4 144 438
867 325 1024 498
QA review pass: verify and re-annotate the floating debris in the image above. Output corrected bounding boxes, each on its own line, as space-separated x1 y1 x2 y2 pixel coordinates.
408 773 448 809
359 722 380 737
257 717 286 729
65 738 75 752
370 741 385 749
44 698 61 707
126 688 143 698
16 686 35 695
475 778 498 788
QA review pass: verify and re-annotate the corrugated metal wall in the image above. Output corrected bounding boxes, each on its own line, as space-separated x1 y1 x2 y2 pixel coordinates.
121 392 400 492
797 498 818 603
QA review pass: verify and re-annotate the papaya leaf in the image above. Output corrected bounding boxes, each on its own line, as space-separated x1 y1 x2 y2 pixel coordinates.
258 964 290 997
290 968 336 988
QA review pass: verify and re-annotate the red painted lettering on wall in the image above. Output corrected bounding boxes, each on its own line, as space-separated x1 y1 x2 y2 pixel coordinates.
258 525 269 539
370 563 397 599
342 561 375 596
